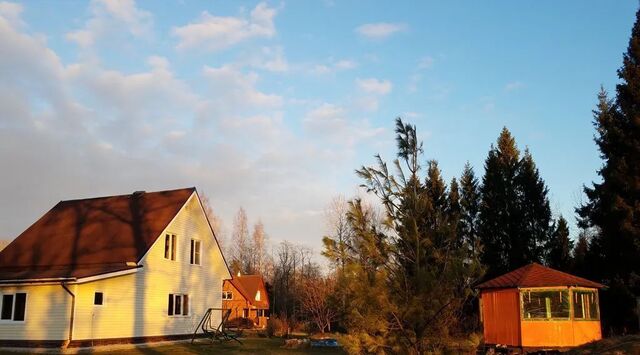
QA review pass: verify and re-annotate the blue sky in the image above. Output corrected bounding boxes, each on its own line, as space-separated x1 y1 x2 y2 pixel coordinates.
0 1 636 253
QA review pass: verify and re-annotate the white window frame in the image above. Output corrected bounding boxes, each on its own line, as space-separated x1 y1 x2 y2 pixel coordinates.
0 292 27 323
190 239 202 265
167 293 190 317
222 291 233 300
93 291 105 306
164 233 177 261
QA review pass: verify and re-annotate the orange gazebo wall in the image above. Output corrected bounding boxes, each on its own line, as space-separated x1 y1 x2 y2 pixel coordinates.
480 289 522 346
520 319 601 347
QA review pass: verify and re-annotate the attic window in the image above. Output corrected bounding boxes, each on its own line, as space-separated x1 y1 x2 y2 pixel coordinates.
190 239 201 265
94 292 104 306
164 233 176 260
222 291 233 300
256 290 261 301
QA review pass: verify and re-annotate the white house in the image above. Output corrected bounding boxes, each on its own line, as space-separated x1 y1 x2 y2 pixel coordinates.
0 187 231 347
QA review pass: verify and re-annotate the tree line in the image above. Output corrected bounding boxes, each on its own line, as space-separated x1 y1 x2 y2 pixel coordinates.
201 198 330 332
321 8 640 351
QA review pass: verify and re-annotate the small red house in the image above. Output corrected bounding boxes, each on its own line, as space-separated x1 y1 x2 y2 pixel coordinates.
222 274 270 328
477 263 603 350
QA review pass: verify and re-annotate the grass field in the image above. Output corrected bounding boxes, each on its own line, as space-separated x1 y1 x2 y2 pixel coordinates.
102 338 345 355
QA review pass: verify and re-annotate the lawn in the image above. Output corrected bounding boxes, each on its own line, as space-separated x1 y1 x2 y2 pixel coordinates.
97 338 345 355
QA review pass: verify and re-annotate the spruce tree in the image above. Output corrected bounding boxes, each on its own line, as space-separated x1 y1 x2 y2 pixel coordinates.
572 231 589 277
448 177 462 246
479 128 553 278
516 149 553 264
545 216 573 271
459 163 481 257
577 8 640 333
479 128 521 277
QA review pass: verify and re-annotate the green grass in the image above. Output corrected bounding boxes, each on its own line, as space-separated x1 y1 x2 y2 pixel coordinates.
94 338 346 355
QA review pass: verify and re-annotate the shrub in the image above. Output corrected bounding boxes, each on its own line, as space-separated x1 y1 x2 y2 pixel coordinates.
267 317 286 337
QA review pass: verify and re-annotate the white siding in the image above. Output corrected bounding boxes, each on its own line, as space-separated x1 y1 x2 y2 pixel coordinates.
1 192 230 341
0 284 72 340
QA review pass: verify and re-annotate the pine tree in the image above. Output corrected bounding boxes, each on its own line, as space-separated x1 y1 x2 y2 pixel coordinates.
577 8 640 333
355 118 483 353
459 163 481 257
545 216 573 271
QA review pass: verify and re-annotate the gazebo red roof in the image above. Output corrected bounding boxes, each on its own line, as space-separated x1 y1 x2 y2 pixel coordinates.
476 263 604 289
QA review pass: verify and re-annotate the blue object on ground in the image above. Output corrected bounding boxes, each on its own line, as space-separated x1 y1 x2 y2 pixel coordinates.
310 338 339 347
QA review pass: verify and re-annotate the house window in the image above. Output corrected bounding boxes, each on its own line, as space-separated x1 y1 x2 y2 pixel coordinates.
574 290 599 320
190 239 201 265
1 293 26 321
256 290 261 301
257 309 264 317
522 290 570 320
242 308 248 318
222 291 233 300
164 233 176 260
167 294 189 316
94 292 104 306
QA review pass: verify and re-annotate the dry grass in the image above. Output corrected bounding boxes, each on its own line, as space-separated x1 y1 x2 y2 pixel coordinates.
566 335 640 355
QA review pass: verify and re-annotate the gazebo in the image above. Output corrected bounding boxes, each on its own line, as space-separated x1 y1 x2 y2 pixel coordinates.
477 263 603 351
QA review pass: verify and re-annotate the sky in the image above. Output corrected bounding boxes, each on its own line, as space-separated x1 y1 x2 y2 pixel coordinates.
0 1 637 255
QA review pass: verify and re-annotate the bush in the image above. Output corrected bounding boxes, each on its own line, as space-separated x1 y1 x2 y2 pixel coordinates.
267 317 287 337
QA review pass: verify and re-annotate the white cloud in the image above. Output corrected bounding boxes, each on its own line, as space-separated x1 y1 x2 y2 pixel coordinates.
173 2 276 51
66 0 153 47
311 58 357 75
356 78 392 95
303 103 385 146
505 81 525 91
0 2 23 28
0 7 388 259
355 22 407 39
202 65 282 110
246 46 289 72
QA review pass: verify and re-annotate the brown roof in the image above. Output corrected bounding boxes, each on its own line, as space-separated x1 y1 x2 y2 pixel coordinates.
228 274 269 309
476 263 604 289
0 188 195 282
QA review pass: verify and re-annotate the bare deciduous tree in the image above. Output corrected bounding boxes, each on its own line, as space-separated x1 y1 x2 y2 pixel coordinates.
300 275 338 333
231 207 250 274
199 191 226 253
250 220 266 273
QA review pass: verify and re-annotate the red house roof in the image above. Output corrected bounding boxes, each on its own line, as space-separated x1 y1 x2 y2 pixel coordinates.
0 188 196 282
476 263 604 289
226 274 269 309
